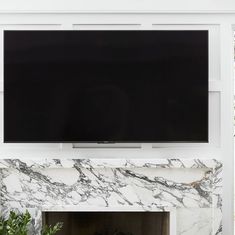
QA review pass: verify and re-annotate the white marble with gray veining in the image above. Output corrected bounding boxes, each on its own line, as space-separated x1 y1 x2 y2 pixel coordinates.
0 158 222 235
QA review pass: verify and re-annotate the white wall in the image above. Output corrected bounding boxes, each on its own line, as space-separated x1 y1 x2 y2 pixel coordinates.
0 12 233 235
0 0 235 12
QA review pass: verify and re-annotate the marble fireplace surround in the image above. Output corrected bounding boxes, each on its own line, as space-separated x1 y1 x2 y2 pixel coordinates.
0 158 222 235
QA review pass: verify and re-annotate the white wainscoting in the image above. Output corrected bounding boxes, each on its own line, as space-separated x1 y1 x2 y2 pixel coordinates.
0 12 233 235
0 19 223 152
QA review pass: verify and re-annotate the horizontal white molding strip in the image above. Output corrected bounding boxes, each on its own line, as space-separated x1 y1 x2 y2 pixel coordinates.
0 14 230 26
73 24 141 29
209 80 223 91
73 143 142 149
152 23 220 26
0 10 235 14
73 23 141 25
0 23 61 26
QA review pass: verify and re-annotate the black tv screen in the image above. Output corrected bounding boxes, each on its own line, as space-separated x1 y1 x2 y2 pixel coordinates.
4 30 208 143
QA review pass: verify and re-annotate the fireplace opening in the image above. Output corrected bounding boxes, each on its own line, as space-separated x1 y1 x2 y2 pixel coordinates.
42 211 170 235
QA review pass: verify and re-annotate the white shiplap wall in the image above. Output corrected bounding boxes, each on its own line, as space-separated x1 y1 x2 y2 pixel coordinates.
0 13 233 235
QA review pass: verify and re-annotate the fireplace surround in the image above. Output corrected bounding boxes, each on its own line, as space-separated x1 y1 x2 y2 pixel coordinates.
0 158 222 235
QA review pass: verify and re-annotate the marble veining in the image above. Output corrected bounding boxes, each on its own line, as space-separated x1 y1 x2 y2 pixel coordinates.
0 158 222 235
0 158 220 169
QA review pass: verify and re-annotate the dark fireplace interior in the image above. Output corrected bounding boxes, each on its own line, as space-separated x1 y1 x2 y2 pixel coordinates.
42 211 169 235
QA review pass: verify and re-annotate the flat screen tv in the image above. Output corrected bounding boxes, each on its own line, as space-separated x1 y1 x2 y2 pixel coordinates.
4 30 208 143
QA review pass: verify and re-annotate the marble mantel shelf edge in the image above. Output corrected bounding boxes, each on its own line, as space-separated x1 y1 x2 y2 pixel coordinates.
0 158 222 169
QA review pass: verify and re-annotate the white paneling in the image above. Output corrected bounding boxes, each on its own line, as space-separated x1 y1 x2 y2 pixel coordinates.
0 17 226 150
209 26 221 81
0 12 232 235
0 22 222 150
220 23 234 235
73 24 141 30
0 24 61 29
0 13 228 26
209 81 223 91
0 0 235 12
209 92 220 147
0 20 224 150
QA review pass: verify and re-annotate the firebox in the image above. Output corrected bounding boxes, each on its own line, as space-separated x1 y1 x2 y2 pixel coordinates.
42 212 170 235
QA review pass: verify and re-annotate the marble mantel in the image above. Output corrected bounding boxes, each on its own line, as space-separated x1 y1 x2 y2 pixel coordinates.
0 158 222 235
